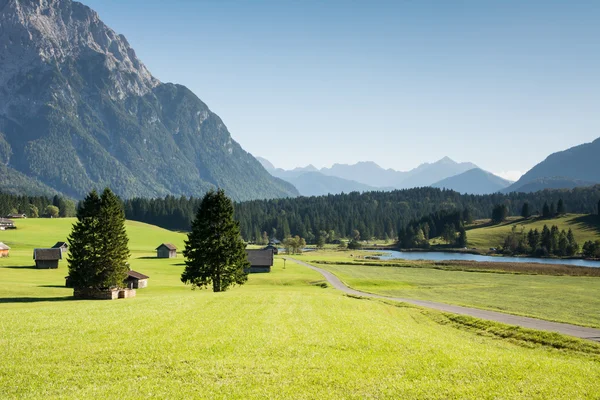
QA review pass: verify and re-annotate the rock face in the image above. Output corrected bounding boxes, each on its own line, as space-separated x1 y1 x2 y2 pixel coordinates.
0 0 298 200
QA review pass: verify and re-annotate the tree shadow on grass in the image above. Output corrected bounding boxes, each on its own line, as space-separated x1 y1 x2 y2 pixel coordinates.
1 265 38 269
569 215 600 237
38 285 67 289
137 256 159 260
0 296 74 304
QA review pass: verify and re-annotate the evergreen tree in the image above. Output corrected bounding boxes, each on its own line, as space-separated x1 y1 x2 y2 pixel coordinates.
542 202 551 218
521 202 530 218
598 199 600 216
491 204 508 224
550 202 556 216
67 189 130 291
181 189 249 292
557 199 565 214
457 225 468 247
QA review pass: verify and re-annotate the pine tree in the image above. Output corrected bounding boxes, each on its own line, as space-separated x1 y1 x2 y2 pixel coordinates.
67 188 130 292
521 202 530 218
557 199 565 214
181 189 249 292
457 225 468 247
542 202 551 218
598 199 600 216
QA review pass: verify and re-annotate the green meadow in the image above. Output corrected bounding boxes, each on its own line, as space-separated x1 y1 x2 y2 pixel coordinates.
464 214 600 250
1 219 600 398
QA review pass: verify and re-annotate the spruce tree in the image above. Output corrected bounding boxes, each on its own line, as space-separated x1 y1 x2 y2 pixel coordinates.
598 199 600 216
68 188 130 291
557 199 565 214
521 202 530 218
542 202 551 218
182 189 249 292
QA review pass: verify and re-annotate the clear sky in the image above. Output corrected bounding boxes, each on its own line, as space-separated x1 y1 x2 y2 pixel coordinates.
83 0 600 180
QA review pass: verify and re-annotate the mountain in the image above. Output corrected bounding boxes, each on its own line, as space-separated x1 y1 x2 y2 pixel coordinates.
317 157 478 189
258 157 382 196
432 168 512 195
0 0 297 200
283 172 380 197
505 138 600 193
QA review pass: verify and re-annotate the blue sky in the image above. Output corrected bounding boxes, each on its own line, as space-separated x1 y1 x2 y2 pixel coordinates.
83 0 600 180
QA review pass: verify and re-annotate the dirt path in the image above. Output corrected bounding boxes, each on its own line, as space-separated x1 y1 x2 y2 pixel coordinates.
286 257 600 343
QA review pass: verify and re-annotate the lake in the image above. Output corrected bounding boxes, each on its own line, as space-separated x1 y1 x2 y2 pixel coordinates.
366 250 600 268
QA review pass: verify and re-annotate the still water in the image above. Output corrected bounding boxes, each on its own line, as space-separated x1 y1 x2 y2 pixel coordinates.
366 250 600 268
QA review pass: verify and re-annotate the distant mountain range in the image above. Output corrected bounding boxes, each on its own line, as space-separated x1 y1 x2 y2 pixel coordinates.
432 168 512 195
259 157 512 196
504 137 600 193
0 0 297 201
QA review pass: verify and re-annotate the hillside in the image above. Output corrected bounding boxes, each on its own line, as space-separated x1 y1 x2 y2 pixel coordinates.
465 214 600 251
0 0 297 201
432 168 512 195
1 218 600 397
505 138 600 193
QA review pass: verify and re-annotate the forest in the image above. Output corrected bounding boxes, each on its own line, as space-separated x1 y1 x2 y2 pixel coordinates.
123 186 600 242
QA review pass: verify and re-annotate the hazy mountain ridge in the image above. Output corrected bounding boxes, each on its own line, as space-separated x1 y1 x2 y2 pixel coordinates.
505 138 600 193
432 168 513 195
0 0 297 200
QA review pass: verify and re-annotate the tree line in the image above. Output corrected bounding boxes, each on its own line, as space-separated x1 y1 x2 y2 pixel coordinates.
500 225 579 257
118 186 600 243
0 193 76 218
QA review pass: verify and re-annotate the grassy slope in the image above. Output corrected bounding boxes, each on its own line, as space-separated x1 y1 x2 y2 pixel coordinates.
465 214 600 250
294 250 600 328
1 220 600 398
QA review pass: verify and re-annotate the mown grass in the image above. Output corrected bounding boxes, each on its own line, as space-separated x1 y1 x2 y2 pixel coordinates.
2 220 600 398
306 260 600 328
465 213 600 250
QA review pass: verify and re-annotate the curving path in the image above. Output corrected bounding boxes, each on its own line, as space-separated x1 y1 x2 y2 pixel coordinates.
286 257 600 343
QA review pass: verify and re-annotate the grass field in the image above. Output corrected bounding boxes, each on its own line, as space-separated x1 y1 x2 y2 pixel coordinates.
293 250 600 328
2 219 600 398
464 214 600 250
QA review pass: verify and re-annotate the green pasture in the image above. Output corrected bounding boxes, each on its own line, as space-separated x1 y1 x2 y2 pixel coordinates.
1 219 600 398
294 250 600 328
464 214 600 250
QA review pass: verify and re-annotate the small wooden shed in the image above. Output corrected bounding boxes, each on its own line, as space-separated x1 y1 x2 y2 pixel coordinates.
52 242 68 254
0 242 10 257
263 244 279 255
0 218 15 230
156 243 177 258
125 270 150 289
245 249 274 273
33 248 62 269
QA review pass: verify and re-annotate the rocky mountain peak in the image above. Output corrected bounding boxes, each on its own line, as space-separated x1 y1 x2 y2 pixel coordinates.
0 0 158 105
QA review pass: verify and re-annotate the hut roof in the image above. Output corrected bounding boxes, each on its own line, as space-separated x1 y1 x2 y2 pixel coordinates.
0 242 11 250
246 249 274 267
52 242 68 249
156 243 177 251
33 248 62 261
126 270 150 280
0 218 14 225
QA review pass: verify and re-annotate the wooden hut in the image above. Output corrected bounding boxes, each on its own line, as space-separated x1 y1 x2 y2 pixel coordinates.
33 248 62 269
0 242 10 257
0 218 15 230
52 242 68 254
125 270 150 289
263 244 279 255
156 243 177 258
6 214 26 219
245 249 274 273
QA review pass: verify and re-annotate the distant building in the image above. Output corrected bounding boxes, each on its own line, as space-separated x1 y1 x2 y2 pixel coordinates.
264 244 279 255
6 214 26 219
0 242 10 257
0 218 15 230
245 249 274 273
33 248 62 269
52 242 68 254
125 270 150 289
156 243 177 258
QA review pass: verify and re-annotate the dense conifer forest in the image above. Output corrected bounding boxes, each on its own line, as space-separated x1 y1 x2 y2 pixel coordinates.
123 186 600 242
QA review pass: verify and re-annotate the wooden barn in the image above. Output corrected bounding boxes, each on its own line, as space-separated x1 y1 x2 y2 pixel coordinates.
264 244 279 255
156 243 177 258
0 242 10 257
125 270 150 289
52 242 68 254
33 248 62 269
245 249 274 273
